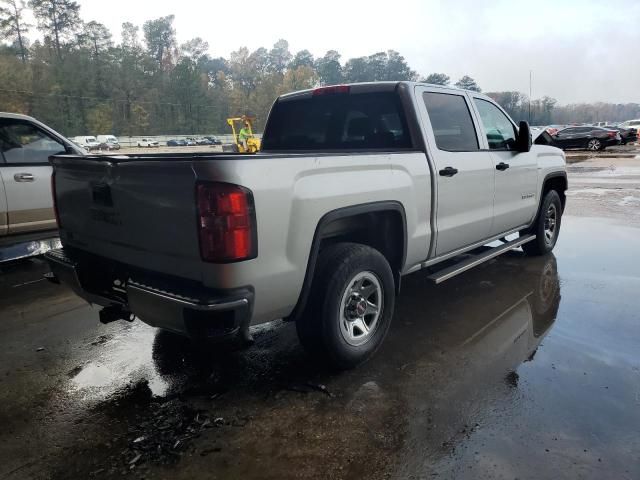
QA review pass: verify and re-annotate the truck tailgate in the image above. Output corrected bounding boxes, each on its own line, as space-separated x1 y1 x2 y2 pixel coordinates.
54 158 203 280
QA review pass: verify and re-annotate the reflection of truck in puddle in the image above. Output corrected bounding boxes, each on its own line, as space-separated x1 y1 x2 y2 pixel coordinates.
459 257 558 368
393 253 561 476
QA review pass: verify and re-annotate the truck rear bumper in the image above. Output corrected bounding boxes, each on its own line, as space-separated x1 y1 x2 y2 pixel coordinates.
45 248 253 341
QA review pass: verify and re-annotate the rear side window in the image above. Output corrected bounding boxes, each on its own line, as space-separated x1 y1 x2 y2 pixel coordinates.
561 127 588 134
473 98 518 150
423 92 479 151
0 120 66 164
261 92 413 151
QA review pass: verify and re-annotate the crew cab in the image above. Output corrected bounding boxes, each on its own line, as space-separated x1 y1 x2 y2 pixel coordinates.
0 113 83 261
46 82 567 368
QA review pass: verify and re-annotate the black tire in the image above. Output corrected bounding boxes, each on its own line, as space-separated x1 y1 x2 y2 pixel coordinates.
296 242 395 370
521 190 562 256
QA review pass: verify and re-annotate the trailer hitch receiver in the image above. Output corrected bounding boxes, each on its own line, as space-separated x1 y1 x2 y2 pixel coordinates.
99 305 135 324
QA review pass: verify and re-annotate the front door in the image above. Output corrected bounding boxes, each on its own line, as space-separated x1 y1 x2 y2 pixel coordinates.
0 119 66 234
471 97 539 234
417 87 495 256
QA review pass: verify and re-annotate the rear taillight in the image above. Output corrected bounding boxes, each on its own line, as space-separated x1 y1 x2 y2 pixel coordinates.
312 85 350 96
51 171 61 228
196 182 257 263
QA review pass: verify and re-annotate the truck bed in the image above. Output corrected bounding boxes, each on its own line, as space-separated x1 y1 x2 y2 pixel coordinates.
51 149 431 325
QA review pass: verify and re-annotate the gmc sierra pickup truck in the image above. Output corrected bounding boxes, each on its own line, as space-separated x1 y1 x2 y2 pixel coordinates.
46 82 567 368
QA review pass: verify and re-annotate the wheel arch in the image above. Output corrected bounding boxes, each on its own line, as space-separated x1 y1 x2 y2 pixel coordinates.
285 201 407 323
529 171 568 229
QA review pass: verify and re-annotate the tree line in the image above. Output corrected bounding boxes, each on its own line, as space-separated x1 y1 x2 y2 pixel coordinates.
1 0 639 136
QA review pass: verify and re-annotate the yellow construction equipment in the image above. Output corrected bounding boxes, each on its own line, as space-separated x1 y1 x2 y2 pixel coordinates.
226 115 261 153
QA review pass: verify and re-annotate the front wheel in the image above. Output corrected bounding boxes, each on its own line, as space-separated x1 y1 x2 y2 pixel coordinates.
521 190 562 256
296 243 395 369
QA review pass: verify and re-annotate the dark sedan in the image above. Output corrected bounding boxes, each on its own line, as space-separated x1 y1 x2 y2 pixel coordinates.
550 126 621 151
167 139 187 146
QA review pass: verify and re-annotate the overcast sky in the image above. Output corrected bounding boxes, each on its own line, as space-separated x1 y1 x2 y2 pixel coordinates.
67 0 639 104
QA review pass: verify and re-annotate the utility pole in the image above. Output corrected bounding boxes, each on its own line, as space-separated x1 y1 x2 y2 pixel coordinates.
529 70 532 123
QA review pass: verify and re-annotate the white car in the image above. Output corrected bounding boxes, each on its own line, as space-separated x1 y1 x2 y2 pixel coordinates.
71 135 101 151
619 119 640 131
137 138 159 147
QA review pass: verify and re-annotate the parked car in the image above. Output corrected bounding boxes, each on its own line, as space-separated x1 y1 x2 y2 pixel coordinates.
195 137 211 145
619 119 640 132
0 112 83 261
71 135 102 151
604 125 638 145
205 136 222 145
550 126 621 151
137 138 159 147
185 137 197 146
166 139 186 147
97 135 121 150
46 81 567 369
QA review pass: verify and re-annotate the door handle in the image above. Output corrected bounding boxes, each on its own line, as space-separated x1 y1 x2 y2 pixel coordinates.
14 173 35 182
496 162 510 171
439 166 459 177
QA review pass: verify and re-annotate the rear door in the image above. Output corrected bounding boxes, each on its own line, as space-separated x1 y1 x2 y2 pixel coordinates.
416 86 495 256
0 118 65 234
554 127 585 148
471 97 538 234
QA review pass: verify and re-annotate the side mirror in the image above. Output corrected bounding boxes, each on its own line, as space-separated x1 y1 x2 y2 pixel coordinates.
516 121 532 152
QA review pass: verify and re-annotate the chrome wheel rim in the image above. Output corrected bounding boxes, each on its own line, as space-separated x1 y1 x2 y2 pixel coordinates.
339 271 383 347
587 139 600 151
543 203 558 246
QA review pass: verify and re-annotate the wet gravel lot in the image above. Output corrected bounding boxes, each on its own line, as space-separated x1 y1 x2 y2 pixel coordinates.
1 153 640 480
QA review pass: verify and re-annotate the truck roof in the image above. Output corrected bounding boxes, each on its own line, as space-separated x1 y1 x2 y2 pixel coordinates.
278 81 491 101
0 112 40 122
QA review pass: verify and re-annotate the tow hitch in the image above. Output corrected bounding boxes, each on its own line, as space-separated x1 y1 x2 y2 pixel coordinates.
99 305 135 324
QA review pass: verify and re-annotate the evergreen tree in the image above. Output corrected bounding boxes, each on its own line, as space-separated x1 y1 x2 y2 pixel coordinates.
423 73 450 85
28 0 80 59
0 0 31 62
454 75 481 92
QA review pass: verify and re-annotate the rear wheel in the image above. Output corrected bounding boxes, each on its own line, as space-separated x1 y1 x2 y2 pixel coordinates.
587 138 602 151
296 243 395 369
521 190 562 256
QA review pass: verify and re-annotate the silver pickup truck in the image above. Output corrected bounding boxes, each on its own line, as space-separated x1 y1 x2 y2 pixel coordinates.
0 113 82 261
46 82 567 368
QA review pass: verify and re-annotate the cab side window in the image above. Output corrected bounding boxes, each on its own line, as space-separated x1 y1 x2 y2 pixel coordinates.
423 92 479 152
0 121 66 164
473 99 518 150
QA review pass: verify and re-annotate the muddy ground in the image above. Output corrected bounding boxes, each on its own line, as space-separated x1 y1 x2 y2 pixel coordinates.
1 153 640 480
